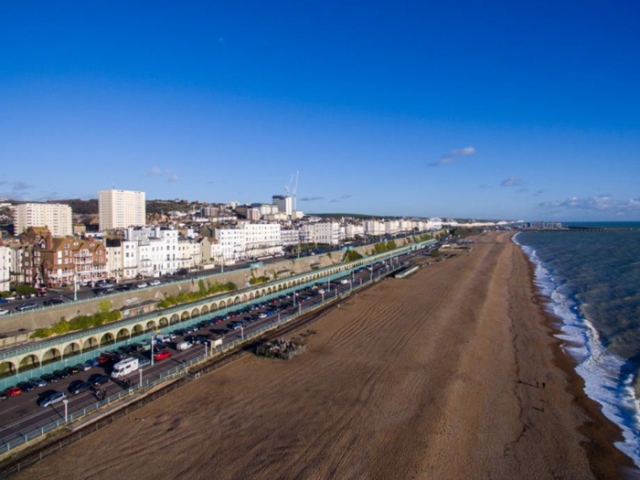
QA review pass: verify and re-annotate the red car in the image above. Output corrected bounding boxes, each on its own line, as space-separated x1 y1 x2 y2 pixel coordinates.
5 386 22 397
154 351 171 361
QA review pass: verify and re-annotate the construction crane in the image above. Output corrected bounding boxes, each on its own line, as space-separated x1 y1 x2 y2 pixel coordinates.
284 171 300 212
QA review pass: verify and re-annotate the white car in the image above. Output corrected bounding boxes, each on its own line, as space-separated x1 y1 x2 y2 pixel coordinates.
0 309 9 316
149 279 161 287
136 282 148 289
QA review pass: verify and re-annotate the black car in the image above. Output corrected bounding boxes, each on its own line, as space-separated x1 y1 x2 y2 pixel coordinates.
41 373 58 383
88 374 110 386
192 335 208 345
68 380 92 395
129 343 144 353
53 370 70 380
17 381 36 393
43 298 65 307
64 365 81 375
176 268 189 276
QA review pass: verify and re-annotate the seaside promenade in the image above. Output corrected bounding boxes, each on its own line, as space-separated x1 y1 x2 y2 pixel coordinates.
12 232 632 480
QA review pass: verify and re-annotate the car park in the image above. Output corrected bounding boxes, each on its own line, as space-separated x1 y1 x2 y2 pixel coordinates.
37 391 66 408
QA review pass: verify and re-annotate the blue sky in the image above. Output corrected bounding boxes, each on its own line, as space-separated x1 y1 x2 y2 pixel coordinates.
1 1 639 220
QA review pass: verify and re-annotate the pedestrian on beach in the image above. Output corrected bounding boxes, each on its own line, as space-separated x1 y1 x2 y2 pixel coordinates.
542 382 546 389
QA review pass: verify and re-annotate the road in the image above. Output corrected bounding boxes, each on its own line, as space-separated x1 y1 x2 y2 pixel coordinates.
1 233 417 315
0 248 427 449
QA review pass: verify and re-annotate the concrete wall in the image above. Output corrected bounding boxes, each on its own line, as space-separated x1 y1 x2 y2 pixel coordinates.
0 232 442 336
0 250 347 335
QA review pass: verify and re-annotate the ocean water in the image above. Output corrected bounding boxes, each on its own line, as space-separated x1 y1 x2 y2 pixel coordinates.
514 223 640 466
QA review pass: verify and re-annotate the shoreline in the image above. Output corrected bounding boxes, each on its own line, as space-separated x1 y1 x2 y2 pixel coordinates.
515 233 639 479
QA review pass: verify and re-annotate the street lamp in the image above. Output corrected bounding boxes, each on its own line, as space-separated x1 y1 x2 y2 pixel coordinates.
139 368 143 387
63 398 69 423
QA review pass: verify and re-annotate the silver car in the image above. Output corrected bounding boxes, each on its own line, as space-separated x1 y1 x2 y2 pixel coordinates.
38 391 67 408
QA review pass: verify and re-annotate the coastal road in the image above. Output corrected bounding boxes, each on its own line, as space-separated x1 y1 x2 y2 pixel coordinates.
0 252 418 448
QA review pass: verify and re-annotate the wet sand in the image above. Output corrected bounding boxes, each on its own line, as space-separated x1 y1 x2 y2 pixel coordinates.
15 232 632 479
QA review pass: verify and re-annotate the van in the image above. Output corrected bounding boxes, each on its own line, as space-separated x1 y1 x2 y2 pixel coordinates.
176 341 193 351
110 357 139 379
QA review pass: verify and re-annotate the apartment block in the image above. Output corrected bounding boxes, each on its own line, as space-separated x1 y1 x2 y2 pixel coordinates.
12 203 72 237
99 189 146 230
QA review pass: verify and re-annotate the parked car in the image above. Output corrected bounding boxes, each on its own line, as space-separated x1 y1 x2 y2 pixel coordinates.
17 382 36 393
175 341 193 351
68 380 92 395
176 268 189 276
137 357 151 368
53 369 70 380
77 362 92 372
41 373 58 384
136 282 148 289
154 350 171 361
37 391 66 408
65 365 81 375
15 302 38 312
4 386 23 397
88 374 110 386
43 298 65 307
85 358 100 368
149 279 161 287
0 309 9 316
29 377 48 388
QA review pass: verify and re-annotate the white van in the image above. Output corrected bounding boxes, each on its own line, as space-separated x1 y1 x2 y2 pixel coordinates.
111 357 139 379
176 341 193 351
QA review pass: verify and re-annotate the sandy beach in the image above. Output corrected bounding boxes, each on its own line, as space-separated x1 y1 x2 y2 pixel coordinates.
14 231 633 480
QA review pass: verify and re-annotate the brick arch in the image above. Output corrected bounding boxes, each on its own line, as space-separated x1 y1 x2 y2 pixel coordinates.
0 361 17 378
100 332 115 346
181 311 190 321
63 342 81 358
132 324 145 336
116 328 130 341
146 320 157 332
42 348 62 364
170 314 180 325
191 308 200 318
201 305 209 315
82 337 99 352
18 354 40 372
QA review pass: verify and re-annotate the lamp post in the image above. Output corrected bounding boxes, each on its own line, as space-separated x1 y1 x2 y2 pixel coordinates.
63 398 69 423
139 368 143 387
150 332 155 366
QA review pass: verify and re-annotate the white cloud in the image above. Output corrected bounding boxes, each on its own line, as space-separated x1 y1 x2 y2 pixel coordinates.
167 175 179 183
538 195 640 214
300 196 325 202
501 177 525 187
429 146 477 166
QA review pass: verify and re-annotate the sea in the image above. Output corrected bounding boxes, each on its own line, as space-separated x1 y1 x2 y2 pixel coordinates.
514 222 640 467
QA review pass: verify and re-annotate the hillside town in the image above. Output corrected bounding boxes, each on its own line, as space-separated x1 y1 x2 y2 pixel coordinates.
0 188 449 295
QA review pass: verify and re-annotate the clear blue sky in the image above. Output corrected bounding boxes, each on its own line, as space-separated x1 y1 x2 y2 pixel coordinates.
1 1 639 220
